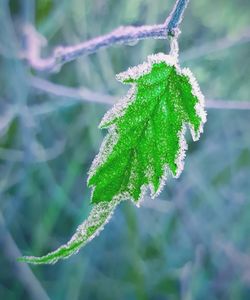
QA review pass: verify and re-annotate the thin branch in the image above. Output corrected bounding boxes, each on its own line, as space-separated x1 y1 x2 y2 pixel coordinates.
23 0 189 72
164 0 189 34
29 76 115 105
29 76 250 114
205 99 250 110
181 27 250 62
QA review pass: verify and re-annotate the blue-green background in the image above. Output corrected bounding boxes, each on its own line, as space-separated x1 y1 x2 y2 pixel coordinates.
0 0 250 299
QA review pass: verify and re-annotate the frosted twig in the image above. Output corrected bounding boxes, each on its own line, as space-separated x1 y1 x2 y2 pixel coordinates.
23 0 189 72
206 99 250 110
21 24 48 69
181 27 250 62
29 76 115 105
29 76 250 112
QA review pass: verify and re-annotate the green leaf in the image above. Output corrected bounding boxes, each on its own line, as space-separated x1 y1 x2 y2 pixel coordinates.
88 53 206 205
19 53 206 264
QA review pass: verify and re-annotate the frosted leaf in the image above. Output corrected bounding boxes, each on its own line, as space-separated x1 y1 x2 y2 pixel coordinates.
88 52 207 206
19 52 206 264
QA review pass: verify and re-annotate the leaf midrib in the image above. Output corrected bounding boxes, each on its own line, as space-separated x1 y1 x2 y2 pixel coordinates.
114 68 175 198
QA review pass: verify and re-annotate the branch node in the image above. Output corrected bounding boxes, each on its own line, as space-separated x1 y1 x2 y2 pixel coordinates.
168 27 181 38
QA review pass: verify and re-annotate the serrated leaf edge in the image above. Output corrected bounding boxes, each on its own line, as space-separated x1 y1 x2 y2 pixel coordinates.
88 53 207 207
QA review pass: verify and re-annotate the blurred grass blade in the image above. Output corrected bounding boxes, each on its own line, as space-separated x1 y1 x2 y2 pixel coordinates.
18 200 120 264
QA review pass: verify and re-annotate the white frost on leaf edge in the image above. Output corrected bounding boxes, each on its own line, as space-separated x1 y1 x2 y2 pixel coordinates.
182 67 207 141
20 53 207 264
88 125 119 180
116 52 178 82
69 198 120 245
20 199 120 264
88 52 207 207
99 53 178 129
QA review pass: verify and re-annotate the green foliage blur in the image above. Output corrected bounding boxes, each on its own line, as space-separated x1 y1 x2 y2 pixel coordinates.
0 0 250 299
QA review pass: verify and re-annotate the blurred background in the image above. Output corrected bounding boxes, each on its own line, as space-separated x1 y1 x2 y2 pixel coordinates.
0 0 250 299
